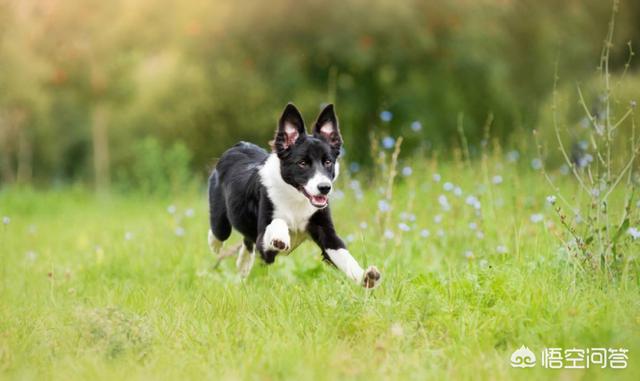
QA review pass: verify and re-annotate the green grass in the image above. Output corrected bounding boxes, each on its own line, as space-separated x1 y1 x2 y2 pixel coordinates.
1 158 639 380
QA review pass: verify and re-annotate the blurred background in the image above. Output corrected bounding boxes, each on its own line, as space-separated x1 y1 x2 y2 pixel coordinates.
0 0 639 193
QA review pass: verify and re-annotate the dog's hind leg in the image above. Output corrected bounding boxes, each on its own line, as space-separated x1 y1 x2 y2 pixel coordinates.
236 239 256 278
208 230 223 254
208 170 232 255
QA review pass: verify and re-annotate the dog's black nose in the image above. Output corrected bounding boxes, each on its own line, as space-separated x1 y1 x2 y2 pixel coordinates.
317 183 332 195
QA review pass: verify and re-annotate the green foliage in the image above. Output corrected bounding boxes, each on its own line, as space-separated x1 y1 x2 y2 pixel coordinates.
115 137 194 196
535 72 640 168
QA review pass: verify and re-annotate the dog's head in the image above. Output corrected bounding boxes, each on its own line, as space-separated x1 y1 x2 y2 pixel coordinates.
272 103 343 209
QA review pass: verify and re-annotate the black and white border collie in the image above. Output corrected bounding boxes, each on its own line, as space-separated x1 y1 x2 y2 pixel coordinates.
208 103 381 288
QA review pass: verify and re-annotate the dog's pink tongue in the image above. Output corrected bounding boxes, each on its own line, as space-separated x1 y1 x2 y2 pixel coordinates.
313 195 328 205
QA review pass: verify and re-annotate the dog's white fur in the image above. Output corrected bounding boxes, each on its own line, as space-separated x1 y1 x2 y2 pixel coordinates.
263 218 291 251
326 248 364 282
236 243 255 278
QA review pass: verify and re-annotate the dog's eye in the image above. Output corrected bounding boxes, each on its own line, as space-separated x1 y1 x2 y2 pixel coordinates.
324 160 332 167
297 160 308 168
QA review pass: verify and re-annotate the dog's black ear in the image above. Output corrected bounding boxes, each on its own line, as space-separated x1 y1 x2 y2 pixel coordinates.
313 104 342 155
274 103 306 154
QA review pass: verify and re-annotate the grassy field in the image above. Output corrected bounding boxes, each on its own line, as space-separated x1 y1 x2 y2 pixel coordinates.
1 156 639 380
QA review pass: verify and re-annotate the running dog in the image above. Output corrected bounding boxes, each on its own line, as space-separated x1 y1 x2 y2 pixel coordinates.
208 103 381 288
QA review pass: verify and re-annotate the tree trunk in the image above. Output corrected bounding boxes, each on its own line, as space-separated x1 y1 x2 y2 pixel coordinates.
0 114 16 185
91 103 110 192
15 108 32 184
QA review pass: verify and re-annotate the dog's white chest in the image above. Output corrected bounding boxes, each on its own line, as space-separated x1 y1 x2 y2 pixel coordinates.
272 204 315 232
259 153 318 232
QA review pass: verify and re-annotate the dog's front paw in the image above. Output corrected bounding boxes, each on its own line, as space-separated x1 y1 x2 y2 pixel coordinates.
264 219 291 252
362 266 381 288
269 238 289 251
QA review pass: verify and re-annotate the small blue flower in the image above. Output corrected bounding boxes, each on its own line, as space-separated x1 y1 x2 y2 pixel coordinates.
578 154 593 168
398 223 411 232
167 205 177 214
384 229 395 240
382 136 396 149
438 195 450 211
420 229 430 238
432 173 441 182
465 195 481 210
506 150 520 162
378 199 391 212
443 182 454 191
628 227 640 240
578 140 589 150
2 216 9 225
496 245 508 254
411 121 422 132
546 195 557 205
530 213 544 223
380 110 393 122
175 227 185 236
349 162 361 173
531 158 543 170
492 175 503 185
401 166 413 177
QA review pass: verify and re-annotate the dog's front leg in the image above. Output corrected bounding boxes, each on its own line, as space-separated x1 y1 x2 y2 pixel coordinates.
307 209 381 288
256 192 290 264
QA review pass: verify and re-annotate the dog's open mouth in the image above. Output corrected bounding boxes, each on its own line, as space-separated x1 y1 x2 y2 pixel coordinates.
299 188 329 208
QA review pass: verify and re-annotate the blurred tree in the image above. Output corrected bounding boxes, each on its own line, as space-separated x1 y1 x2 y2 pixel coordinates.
35 0 144 191
0 0 50 185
